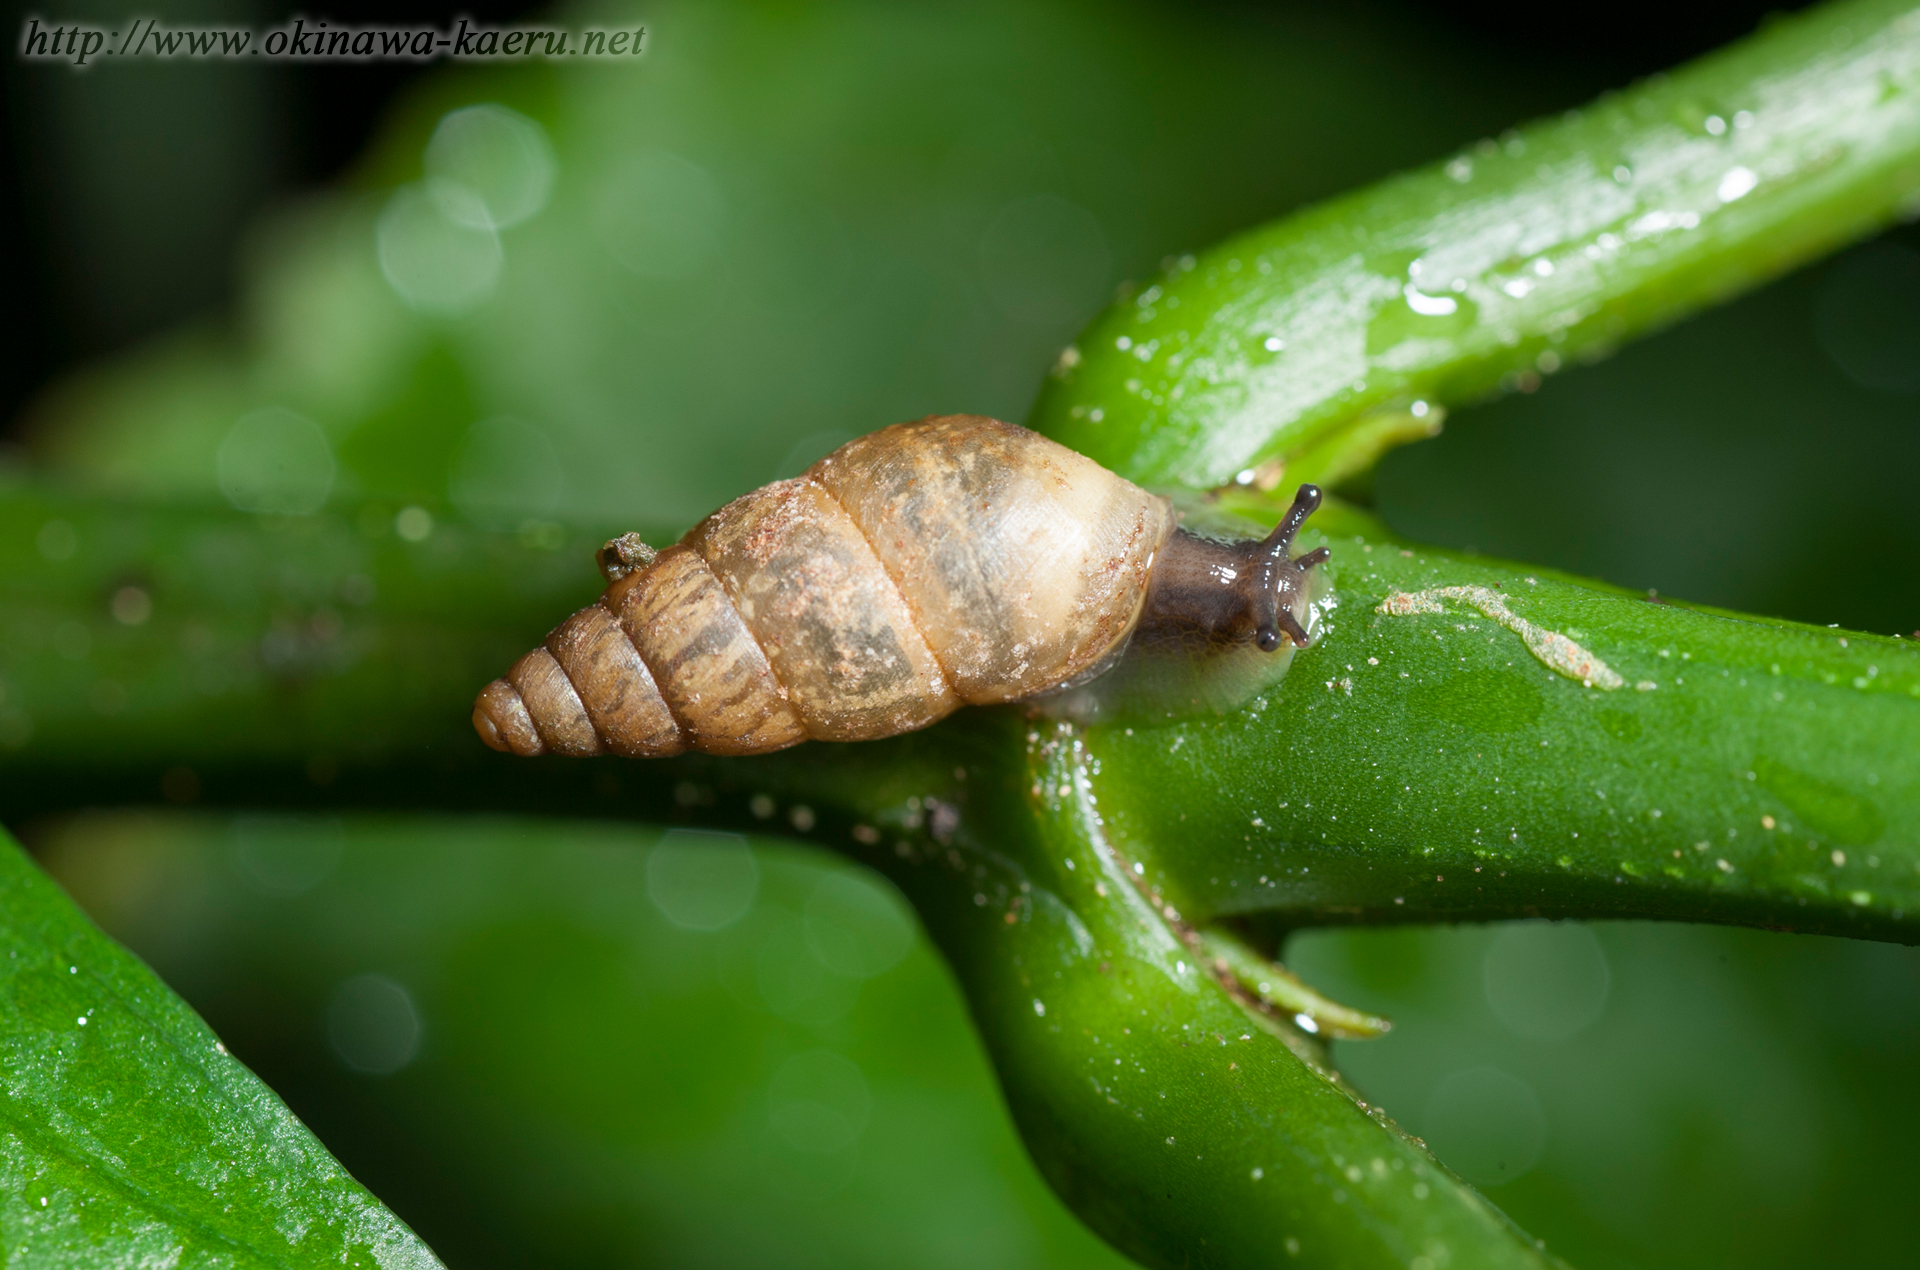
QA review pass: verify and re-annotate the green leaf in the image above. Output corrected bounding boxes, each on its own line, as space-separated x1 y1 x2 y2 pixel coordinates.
1032 0 1920 489
0 824 438 1268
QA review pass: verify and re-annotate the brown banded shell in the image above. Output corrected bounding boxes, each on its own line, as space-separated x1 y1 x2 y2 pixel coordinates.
473 414 1177 757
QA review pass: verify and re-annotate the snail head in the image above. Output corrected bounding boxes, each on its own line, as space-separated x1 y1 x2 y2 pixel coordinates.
1136 482 1331 653
1249 483 1331 651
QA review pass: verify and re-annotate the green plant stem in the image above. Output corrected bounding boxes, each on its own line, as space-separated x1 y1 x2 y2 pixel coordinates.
7 488 1912 939
1033 0 1920 490
1094 497 1920 942
856 721 1566 1270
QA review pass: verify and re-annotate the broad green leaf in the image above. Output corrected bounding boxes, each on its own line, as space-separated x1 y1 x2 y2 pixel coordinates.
0 824 438 1268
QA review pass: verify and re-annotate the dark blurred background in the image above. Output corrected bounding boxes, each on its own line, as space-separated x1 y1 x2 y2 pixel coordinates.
0 0 543 426
7 1 1920 1268
0 0 1827 441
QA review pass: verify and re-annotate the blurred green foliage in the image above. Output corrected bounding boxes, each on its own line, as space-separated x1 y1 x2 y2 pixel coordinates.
1293 921 1920 1269
5 0 1919 1266
36 814 1131 1270
25 0 1591 525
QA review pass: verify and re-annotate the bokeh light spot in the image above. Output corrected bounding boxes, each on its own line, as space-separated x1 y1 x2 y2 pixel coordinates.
327 973 422 1075
647 829 758 931
977 194 1111 329
803 872 914 980
1483 922 1611 1040
592 150 726 280
1422 1065 1547 1186
424 103 557 231
376 183 503 315
229 816 344 898
216 407 335 515
448 417 565 530
768 1049 871 1154
1815 241 1920 393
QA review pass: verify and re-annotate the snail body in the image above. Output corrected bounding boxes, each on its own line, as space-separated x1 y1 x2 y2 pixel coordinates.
473 415 1329 758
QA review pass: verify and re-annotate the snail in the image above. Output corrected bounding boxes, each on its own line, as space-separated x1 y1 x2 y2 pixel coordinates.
472 414 1330 758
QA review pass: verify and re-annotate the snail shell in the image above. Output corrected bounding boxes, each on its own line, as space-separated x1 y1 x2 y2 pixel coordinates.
473 414 1242 758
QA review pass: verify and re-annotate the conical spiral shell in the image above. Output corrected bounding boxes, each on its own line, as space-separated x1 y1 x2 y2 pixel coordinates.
473 414 1176 758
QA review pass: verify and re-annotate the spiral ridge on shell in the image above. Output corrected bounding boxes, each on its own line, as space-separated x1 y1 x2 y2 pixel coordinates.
473 415 1174 758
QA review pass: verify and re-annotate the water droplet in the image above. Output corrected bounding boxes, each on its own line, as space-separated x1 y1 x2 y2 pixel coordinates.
1628 210 1679 237
1717 166 1757 203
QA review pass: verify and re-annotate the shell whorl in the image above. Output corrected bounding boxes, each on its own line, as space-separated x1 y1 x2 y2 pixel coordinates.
474 415 1176 758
